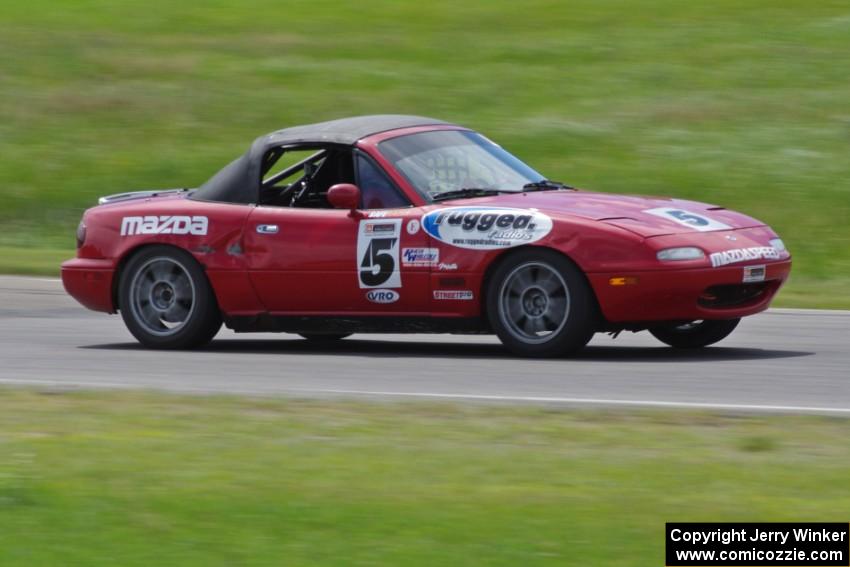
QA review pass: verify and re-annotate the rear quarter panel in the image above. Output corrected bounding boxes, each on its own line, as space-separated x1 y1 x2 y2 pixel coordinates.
78 196 263 314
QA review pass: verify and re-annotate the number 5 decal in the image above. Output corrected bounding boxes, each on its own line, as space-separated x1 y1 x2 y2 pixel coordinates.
360 237 397 287
357 219 402 289
643 207 731 232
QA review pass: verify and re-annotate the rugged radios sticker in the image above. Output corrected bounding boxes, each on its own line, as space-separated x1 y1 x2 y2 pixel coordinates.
422 207 553 250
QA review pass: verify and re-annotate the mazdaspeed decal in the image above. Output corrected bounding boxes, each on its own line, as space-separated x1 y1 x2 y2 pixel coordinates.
357 219 402 289
709 246 780 268
422 207 553 250
643 208 731 232
120 215 208 236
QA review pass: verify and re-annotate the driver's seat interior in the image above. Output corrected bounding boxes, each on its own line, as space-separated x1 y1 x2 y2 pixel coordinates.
303 148 355 207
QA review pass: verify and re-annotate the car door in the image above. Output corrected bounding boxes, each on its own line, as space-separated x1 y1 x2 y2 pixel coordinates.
242 152 432 315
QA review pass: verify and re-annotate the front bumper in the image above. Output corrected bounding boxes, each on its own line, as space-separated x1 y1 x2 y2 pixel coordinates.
61 258 117 313
588 259 791 323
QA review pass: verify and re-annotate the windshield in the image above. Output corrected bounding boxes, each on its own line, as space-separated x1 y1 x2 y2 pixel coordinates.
377 130 545 200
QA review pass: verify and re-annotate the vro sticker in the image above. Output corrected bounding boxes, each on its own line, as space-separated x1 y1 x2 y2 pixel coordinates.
366 289 399 303
422 207 552 250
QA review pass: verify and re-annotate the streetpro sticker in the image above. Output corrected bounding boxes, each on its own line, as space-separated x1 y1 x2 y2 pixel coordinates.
433 290 474 300
422 207 553 250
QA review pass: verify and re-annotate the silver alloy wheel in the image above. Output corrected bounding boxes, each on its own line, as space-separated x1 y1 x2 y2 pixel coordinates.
128 256 196 337
498 261 570 344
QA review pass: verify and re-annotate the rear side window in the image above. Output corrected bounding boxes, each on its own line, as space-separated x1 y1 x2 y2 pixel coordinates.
356 153 410 210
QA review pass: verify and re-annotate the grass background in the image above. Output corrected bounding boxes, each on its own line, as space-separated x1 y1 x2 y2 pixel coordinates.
1 0 849 306
3 6 847 562
1 389 849 566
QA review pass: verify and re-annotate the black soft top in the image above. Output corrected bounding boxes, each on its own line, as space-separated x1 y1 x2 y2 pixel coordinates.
191 114 451 204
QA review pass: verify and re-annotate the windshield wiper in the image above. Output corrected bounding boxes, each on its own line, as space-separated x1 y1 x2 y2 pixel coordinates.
430 188 512 202
522 179 575 191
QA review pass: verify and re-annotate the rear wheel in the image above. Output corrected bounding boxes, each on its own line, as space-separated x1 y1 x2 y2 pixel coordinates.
649 318 740 348
119 246 222 349
486 249 596 357
298 333 352 341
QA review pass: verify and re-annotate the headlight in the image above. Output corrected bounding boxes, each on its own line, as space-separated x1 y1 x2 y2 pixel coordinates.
657 247 705 261
769 238 786 252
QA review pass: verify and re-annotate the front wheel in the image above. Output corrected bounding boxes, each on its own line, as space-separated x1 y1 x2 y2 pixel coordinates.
649 318 740 348
119 246 222 349
486 249 597 357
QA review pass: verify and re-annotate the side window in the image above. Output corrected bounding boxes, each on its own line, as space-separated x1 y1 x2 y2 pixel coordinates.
258 147 355 208
356 153 410 210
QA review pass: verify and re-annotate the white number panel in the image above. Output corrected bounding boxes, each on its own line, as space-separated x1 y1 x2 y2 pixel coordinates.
357 219 402 289
643 207 731 232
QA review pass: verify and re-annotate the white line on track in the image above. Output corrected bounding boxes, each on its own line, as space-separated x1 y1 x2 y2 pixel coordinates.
284 389 850 414
1 276 64 282
768 307 850 316
1 378 849 415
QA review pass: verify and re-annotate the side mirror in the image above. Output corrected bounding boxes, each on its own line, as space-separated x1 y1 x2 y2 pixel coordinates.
327 183 361 210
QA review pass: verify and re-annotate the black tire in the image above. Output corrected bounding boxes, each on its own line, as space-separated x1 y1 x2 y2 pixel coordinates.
118 246 222 349
649 318 740 348
298 333 352 341
486 249 597 357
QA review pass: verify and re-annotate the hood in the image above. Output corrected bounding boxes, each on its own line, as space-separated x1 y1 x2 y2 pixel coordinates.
432 190 764 237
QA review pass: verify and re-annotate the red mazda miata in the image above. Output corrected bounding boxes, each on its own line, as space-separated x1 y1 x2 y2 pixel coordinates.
62 115 791 356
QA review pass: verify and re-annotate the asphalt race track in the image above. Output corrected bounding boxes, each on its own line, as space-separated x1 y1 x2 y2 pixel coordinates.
1 276 848 414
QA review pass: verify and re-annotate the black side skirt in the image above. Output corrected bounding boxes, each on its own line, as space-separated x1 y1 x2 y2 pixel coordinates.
224 314 489 335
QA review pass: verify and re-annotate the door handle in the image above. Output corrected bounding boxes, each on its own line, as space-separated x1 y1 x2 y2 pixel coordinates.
256 224 279 234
